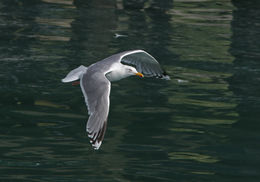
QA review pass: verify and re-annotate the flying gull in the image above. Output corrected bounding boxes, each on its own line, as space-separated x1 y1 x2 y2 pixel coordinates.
62 50 170 150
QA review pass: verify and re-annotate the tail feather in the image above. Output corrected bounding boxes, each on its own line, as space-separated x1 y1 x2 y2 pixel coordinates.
62 65 87 83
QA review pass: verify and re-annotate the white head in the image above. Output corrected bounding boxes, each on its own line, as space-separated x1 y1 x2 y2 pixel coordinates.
123 65 144 77
106 64 144 82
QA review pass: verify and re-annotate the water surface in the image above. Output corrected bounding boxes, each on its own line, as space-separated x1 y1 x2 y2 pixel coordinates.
0 0 260 181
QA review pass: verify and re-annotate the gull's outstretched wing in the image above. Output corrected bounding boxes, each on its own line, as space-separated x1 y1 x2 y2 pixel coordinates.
119 50 170 79
80 71 111 150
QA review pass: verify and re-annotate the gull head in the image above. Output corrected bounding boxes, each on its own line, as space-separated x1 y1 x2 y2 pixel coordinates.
106 64 144 82
123 65 144 78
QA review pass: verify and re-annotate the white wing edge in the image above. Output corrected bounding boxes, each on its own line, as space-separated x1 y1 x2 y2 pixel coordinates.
119 50 159 64
80 74 91 116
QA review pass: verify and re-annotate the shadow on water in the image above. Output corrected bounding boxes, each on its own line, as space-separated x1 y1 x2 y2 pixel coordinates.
0 0 260 181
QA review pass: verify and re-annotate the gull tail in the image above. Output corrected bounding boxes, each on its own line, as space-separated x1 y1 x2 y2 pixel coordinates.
62 65 87 83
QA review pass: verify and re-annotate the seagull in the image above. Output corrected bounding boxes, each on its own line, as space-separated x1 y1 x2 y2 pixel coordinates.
62 50 170 150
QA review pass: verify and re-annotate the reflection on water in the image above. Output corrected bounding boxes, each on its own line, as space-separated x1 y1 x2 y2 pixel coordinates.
169 152 219 163
12 110 85 119
0 0 260 181
34 100 69 109
41 0 74 6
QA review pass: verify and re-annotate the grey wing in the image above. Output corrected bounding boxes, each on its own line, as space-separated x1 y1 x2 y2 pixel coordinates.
80 71 111 150
120 50 170 79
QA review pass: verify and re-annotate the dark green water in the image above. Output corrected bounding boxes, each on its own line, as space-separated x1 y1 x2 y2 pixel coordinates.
1 0 260 181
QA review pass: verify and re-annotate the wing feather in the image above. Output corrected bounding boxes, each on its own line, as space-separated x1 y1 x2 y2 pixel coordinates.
80 71 111 150
120 50 170 79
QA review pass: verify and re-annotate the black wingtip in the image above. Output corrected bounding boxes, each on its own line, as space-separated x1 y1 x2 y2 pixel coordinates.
88 121 107 150
159 70 171 80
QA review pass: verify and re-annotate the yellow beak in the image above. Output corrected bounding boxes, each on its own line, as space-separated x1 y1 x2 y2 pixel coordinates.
135 72 144 77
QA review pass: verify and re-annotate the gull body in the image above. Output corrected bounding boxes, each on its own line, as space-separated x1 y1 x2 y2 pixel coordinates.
62 50 169 149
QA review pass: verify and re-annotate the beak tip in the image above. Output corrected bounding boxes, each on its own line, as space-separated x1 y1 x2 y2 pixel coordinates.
136 72 144 78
